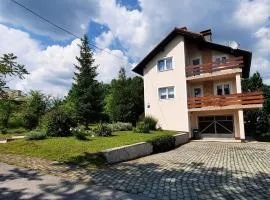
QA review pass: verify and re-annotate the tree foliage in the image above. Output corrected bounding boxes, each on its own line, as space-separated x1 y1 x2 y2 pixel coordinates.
24 91 49 130
71 35 103 126
105 67 144 125
0 100 15 129
242 72 270 136
0 53 29 98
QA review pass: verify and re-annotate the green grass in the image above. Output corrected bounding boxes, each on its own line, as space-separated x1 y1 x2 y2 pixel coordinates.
0 127 26 139
0 130 176 168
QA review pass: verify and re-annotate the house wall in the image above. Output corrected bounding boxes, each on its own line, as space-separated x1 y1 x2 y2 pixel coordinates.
143 36 189 131
187 77 237 97
185 43 232 66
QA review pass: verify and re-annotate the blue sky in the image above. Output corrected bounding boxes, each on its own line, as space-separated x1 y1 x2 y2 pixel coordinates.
0 0 269 96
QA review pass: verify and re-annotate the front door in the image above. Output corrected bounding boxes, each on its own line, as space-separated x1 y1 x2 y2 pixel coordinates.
198 116 234 137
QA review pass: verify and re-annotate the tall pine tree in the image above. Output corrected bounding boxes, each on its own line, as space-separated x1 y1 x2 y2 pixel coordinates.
72 35 103 127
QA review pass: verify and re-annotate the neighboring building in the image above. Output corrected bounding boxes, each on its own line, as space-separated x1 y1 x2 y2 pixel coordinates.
133 27 264 140
2 87 25 100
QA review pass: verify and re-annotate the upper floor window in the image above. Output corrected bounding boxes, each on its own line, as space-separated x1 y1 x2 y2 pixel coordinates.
215 56 227 64
192 58 201 65
158 86 175 100
157 57 172 71
215 83 231 95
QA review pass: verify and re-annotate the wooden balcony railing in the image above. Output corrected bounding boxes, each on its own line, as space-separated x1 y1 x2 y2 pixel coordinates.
186 56 243 77
188 92 264 109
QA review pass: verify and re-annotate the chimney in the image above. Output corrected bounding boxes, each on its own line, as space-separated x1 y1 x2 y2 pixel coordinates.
200 29 212 42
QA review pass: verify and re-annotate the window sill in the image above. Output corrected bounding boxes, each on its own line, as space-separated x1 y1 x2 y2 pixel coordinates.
158 68 173 72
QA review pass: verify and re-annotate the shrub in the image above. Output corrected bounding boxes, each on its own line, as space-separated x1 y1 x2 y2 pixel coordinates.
150 135 175 153
47 109 76 137
143 116 158 130
94 123 112 137
134 121 150 133
109 122 133 132
70 127 87 140
8 115 25 128
23 113 39 130
0 127 7 134
25 130 47 140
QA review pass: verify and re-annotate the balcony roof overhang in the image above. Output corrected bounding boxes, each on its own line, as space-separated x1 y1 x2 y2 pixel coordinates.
132 27 252 78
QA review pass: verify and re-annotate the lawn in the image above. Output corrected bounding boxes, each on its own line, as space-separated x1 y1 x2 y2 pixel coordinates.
0 128 26 139
0 130 176 167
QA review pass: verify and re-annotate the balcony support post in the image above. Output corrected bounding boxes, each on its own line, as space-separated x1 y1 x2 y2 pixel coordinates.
236 73 242 93
238 109 245 140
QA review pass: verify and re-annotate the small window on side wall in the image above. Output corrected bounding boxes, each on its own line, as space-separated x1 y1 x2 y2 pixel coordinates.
158 87 175 100
157 57 173 71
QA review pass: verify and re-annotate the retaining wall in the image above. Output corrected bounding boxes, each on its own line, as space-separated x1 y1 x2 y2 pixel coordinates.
102 132 189 164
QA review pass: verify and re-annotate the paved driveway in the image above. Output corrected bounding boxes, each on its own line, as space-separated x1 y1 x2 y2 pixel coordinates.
89 141 270 200
0 162 150 200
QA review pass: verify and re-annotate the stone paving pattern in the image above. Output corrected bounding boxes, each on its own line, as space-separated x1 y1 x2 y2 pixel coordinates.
1 141 270 199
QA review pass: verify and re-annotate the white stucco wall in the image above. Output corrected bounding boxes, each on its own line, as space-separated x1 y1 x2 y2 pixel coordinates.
143 36 189 131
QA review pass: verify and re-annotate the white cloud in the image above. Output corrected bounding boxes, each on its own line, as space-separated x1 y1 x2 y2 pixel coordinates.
233 0 270 28
95 31 114 49
94 48 129 83
254 27 270 54
0 24 128 97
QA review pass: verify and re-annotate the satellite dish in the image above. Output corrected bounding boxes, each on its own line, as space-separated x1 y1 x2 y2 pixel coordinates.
228 41 239 49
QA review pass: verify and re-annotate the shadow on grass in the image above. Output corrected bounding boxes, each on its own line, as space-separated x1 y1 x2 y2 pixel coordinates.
64 152 107 169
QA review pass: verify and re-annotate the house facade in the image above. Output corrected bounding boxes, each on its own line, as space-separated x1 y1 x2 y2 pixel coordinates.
133 27 264 140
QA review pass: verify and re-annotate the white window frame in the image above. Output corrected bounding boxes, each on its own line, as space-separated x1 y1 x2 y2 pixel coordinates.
158 86 175 100
157 57 173 72
212 55 228 64
192 85 204 97
214 81 232 96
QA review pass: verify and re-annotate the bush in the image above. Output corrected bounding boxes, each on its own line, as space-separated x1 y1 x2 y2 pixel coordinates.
8 115 25 128
94 123 112 137
143 116 158 130
70 127 87 140
24 113 39 130
47 109 76 137
0 127 7 134
150 135 175 153
25 130 47 140
109 122 133 132
134 121 150 133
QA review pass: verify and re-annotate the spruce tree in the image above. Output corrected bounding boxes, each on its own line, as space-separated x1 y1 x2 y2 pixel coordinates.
72 35 103 127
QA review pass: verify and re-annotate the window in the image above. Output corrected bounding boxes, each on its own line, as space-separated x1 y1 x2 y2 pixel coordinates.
158 87 175 100
194 88 202 97
215 56 227 64
192 58 200 65
158 57 173 71
215 83 231 95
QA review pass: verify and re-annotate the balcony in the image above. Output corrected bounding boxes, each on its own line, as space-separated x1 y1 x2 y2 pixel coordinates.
188 92 264 111
186 56 243 79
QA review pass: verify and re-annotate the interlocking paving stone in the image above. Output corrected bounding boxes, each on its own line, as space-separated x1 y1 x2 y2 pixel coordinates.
0 141 269 199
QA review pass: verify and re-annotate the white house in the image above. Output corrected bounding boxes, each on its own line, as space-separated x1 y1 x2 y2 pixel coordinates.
133 27 264 140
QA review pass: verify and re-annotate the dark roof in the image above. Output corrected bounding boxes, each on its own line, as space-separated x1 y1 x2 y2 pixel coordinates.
132 27 252 78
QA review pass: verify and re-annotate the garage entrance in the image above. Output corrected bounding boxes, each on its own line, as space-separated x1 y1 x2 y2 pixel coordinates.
198 116 234 137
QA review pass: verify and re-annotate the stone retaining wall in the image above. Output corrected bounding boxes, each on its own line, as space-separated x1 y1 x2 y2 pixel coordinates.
102 132 189 164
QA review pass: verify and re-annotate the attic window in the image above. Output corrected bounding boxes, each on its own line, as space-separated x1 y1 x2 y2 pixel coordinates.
157 57 173 71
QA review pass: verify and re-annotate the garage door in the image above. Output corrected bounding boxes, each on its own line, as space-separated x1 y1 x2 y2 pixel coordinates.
198 116 234 135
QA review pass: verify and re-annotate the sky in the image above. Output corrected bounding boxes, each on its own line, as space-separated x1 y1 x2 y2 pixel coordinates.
0 0 269 97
